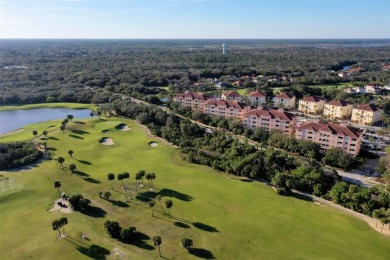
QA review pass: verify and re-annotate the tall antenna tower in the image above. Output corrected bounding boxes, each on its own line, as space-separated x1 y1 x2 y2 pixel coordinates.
222 43 226 55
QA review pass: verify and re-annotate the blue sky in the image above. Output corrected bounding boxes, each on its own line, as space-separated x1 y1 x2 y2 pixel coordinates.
1 0 389 39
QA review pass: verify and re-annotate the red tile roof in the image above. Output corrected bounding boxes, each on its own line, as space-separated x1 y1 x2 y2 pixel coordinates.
224 91 241 98
243 108 295 121
249 91 266 98
275 93 295 99
301 96 323 103
328 100 350 107
174 92 209 102
354 104 381 112
297 122 360 138
205 99 247 110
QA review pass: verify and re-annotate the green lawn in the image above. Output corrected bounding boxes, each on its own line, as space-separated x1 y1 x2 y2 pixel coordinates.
307 82 354 90
0 117 389 259
0 103 95 112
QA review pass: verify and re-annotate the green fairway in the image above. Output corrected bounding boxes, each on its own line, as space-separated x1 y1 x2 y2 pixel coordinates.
0 117 389 259
0 103 95 112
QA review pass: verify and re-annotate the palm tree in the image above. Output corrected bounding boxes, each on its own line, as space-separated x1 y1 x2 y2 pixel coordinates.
32 130 38 138
69 164 76 174
148 200 155 216
67 114 74 122
135 172 142 189
153 235 162 257
146 173 152 190
117 173 124 187
150 172 156 189
180 238 193 251
138 170 145 186
54 181 61 197
165 199 173 218
58 156 65 168
122 172 130 186
59 217 68 234
52 219 61 238
68 150 74 158
60 125 66 133
156 195 165 214
107 173 115 190
42 130 48 137
97 111 102 119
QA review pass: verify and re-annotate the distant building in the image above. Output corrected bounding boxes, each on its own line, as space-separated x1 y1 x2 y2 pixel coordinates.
172 92 209 110
273 93 296 109
203 100 249 119
298 96 325 114
323 100 353 120
242 108 296 135
364 84 380 94
221 91 243 102
351 104 384 126
295 121 361 156
248 91 266 107
344 86 365 94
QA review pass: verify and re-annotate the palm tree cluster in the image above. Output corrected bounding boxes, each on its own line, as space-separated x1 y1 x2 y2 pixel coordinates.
51 217 68 238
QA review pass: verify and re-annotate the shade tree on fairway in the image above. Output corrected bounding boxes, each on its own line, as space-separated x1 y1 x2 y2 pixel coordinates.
117 173 125 187
122 172 130 186
68 150 74 158
59 217 68 234
104 220 122 239
146 173 152 190
180 238 193 251
121 227 137 243
68 194 91 211
67 114 74 122
165 199 173 218
69 164 77 174
54 181 61 198
107 173 115 190
60 125 66 133
103 192 111 200
32 130 38 138
52 219 62 238
156 195 165 215
42 130 48 137
58 156 65 168
153 235 162 257
136 170 145 186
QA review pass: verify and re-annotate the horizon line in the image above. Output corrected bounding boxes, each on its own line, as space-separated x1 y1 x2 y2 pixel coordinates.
1 38 390 40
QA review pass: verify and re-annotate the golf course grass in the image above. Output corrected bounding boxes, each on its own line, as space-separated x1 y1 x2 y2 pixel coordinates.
0 103 95 112
1 116 389 259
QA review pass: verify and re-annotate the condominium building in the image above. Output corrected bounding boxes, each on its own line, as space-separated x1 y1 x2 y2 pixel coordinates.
298 96 325 114
203 100 249 119
172 92 209 110
273 93 296 109
323 100 353 120
248 91 266 107
351 104 384 126
295 121 361 156
221 91 242 102
242 108 296 135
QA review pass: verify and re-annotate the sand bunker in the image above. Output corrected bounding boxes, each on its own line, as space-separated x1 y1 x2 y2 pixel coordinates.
100 137 114 145
149 141 158 147
116 124 131 131
49 198 73 214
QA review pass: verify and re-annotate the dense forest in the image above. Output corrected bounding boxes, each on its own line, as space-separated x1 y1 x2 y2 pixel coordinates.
1 39 389 104
0 142 43 170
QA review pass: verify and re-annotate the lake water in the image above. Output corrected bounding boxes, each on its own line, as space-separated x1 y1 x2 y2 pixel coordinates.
342 65 351 71
0 108 91 134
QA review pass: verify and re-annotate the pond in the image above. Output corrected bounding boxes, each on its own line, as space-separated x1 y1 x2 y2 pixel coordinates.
0 108 91 134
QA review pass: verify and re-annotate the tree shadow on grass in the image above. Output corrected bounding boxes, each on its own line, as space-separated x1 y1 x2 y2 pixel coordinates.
76 244 110 260
110 200 129 208
69 134 84 139
71 129 90 135
74 170 89 177
81 206 106 218
190 248 215 259
74 121 85 124
83 177 101 184
49 137 59 140
174 222 191 229
135 190 157 202
159 188 193 201
192 222 219 233
40 137 49 141
291 192 314 203
129 232 154 250
77 160 92 165
240 178 253 182
47 147 57 151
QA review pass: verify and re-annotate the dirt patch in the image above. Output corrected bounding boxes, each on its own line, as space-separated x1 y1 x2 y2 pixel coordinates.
49 198 73 214
149 141 158 147
100 137 114 145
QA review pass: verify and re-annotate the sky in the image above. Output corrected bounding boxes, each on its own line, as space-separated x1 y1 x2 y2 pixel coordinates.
0 0 389 39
